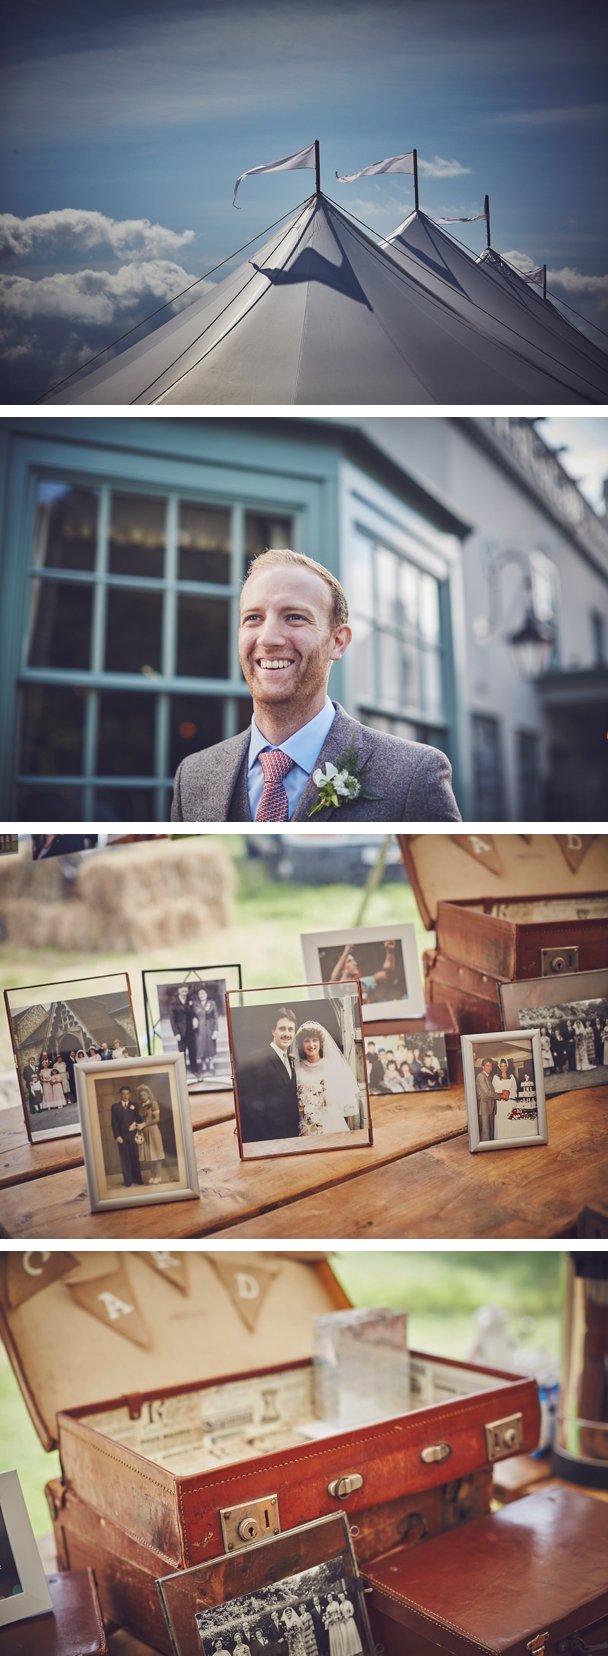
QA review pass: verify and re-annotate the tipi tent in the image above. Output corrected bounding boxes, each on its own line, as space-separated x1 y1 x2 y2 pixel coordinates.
384 209 608 401
47 194 608 405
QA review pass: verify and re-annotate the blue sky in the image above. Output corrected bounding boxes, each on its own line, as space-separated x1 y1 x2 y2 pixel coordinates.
1 0 607 399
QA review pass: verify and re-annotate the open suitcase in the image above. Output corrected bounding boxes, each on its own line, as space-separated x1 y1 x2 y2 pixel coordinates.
0 1251 541 1652
398 834 608 1033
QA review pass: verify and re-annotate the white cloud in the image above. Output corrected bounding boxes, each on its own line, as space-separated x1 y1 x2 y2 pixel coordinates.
0 209 195 259
418 156 472 178
502 249 608 306
0 254 205 400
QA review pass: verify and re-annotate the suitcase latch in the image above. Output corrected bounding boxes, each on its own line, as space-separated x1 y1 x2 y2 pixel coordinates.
541 946 579 975
484 1413 524 1461
420 1442 452 1465
327 1474 364 1499
220 1495 280 1552
527 1635 550 1654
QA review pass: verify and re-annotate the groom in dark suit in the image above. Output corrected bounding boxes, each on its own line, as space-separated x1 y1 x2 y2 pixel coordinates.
171 550 460 822
237 1009 300 1144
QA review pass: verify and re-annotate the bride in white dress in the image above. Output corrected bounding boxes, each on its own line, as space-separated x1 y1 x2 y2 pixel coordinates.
294 1021 360 1137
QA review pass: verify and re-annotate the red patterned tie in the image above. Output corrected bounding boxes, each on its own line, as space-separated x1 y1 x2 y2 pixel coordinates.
255 748 295 821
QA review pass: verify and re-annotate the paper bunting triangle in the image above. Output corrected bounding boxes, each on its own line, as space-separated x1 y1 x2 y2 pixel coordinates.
209 1257 280 1331
554 835 597 874
4 1251 79 1310
67 1267 151 1347
452 835 503 876
139 1252 190 1296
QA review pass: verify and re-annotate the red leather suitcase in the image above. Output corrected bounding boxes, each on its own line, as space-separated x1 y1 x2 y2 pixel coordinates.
0 1250 540 1653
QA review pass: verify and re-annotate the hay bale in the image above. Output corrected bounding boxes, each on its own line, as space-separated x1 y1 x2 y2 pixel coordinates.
0 842 66 902
0 839 235 953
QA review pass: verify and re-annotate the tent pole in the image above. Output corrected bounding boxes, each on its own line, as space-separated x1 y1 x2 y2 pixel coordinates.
484 194 491 248
314 139 321 196
542 263 547 300
413 148 419 211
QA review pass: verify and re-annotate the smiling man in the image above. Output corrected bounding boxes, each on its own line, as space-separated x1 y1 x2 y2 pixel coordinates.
170 549 460 821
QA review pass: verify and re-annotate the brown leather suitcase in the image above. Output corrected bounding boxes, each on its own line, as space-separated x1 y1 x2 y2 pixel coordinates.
398 834 608 1034
0 1251 540 1653
364 1484 608 1656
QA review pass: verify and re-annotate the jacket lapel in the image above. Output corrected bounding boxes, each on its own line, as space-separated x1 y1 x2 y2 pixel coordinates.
292 703 381 822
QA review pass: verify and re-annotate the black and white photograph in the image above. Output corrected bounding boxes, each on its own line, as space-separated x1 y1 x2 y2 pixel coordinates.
500 971 608 1097
142 965 242 1091
75 1054 199 1211
4 972 140 1143
157 1513 373 1656
364 1029 450 1095
227 983 372 1159
0 1472 52 1628
301 925 424 1023
195 1560 366 1656
461 1030 547 1154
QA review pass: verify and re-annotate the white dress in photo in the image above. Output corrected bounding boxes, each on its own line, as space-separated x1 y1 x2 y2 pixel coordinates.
492 1071 517 1137
295 1023 360 1136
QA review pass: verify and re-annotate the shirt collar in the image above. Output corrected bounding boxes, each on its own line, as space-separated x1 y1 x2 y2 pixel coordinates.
248 697 335 774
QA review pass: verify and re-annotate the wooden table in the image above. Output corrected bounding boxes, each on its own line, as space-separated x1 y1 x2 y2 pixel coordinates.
1 1081 606 1239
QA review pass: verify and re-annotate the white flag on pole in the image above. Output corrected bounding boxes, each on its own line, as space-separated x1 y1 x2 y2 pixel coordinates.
433 209 487 223
233 141 316 207
521 264 545 288
336 152 415 183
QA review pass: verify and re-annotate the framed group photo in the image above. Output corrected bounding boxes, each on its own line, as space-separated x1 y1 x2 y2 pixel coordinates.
157 1512 373 1656
0 1471 52 1628
300 924 425 1022
364 1028 450 1095
4 972 140 1143
461 1029 548 1153
142 964 242 1092
227 982 372 1159
75 1054 200 1211
500 969 608 1097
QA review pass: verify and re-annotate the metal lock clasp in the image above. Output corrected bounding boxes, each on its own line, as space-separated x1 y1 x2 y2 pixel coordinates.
420 1442 452 1466
527 1635 550 1655
484 1413 524 1461
328 1473 364 1499
220 1495 280 1552
541 946 579 976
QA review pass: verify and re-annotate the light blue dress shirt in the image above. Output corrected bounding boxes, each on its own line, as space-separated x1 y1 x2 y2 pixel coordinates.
247 697 336 820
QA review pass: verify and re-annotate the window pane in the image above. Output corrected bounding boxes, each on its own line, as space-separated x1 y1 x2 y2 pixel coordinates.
108 493 165 578
245 511 293 560
178 503 231 583
376 547 397 627
351 617 374 700
27 579 93 669
169 695 224 772
97 691 156 776
397 561 418 630
419 573 440 642
104 589 162 674
20 684 85 775
350 534 373 617
176 595 229 678
34 482 98 572
420 647 444 718
15 783 84 819
401 640 419 707
471 714 505 819
92 786 156 819
378 629 400 701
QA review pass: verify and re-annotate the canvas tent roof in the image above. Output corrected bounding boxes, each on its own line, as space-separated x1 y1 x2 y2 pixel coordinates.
47 194 608 406
384 209 608 401
475 245 605 353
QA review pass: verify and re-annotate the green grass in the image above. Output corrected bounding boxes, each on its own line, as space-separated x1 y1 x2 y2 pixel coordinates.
0 842 428 1072
0 1251 563 1537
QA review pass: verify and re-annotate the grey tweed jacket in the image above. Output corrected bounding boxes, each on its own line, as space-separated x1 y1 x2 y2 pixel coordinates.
171 703 461 822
